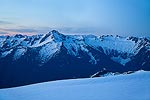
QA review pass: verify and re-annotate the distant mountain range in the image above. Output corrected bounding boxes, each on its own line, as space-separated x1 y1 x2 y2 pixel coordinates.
0 30 150 88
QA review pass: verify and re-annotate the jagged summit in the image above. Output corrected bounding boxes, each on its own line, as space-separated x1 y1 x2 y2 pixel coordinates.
48 30 61 36
51 30 59 33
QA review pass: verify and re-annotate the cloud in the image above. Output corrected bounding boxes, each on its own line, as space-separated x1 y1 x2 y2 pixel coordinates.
0 20 13 25
54 27 112 35
0 26 112 36
4 28 38 33
0 27 51 35
0 31 8 34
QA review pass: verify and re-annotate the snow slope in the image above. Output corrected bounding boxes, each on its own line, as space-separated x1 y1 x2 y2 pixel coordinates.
0 71 149 100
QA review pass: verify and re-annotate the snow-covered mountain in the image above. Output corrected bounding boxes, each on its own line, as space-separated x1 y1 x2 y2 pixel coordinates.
0 30 150 88
0 71 149 100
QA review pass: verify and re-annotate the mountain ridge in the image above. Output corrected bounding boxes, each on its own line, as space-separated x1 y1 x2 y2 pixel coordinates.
0 30 150 65
0 30 150 88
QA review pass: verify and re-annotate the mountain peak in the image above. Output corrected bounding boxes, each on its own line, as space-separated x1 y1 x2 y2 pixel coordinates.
48 30 65 41
51 30 59 33
49 30 62 36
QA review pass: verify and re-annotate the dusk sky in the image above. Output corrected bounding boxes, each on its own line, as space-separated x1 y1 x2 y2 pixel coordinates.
0 0 150 36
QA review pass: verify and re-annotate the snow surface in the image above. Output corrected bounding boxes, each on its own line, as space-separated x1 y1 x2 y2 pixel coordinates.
111 56 131 66
29 34 53 47
1 49 13 58
39 41 62 64
0 71 149 100
84 35 136 54
13 48 27 60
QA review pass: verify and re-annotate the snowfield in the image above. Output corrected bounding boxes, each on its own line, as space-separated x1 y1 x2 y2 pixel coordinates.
0 71 150 100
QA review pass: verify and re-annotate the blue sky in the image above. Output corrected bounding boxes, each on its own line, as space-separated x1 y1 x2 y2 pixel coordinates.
0 0 150 36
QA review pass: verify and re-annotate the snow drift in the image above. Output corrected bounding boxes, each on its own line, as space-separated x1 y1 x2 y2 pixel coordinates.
0 71 149 100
